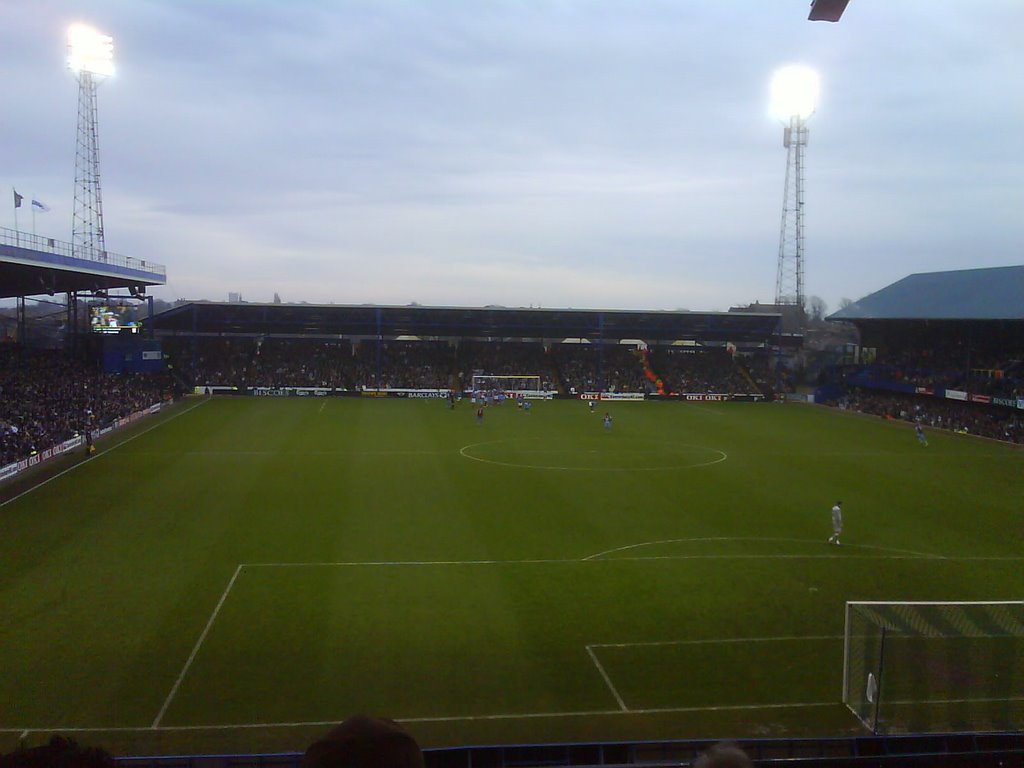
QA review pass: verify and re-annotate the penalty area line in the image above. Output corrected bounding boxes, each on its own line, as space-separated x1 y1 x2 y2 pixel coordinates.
585 646 628 712
151 564 243 728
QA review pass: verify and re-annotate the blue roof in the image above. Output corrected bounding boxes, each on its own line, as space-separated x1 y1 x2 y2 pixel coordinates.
828 265 1024 321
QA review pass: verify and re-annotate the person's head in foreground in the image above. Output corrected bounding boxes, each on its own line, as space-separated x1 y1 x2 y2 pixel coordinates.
694 741 753 768
303 715 424 768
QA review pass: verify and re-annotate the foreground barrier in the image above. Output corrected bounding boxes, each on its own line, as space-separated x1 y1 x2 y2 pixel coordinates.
114 732 1024 768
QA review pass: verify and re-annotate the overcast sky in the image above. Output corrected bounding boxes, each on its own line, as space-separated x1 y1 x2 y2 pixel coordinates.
3 1 1022 314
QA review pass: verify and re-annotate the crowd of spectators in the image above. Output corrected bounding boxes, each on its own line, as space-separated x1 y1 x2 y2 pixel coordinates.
0 345 177 467
248 338 353 388
163 337 776 397
552 343 649 394
166 338 456 390
856 346 1023 399
164 337 252 387
649 347 757 395
743 353 782 396
355 340 454 389
457 341 558 392
833 389 1023 444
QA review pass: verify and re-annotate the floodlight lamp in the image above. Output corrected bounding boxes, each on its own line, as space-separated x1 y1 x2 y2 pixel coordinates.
770 65 819 120
67 24 114 77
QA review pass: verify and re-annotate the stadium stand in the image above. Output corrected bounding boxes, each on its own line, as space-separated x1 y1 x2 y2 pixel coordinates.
153 304 780 399
10 288 1024 766
0 344 177 466
825 265 1024 445
3 731 1019 768
649 347 753 395
553 343 649 394
456 340 557 392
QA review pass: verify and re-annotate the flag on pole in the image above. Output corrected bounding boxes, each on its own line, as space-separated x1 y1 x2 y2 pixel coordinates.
31 199 51 212
13 190 23 208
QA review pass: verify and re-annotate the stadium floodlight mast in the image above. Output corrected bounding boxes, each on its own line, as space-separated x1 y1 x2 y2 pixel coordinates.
67 23 114 264
770 65 819 313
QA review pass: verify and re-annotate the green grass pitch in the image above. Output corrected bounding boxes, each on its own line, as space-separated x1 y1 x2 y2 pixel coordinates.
1 396 1021 756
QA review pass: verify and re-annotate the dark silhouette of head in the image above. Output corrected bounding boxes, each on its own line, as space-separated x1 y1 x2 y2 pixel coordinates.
303 715 424 768
693 741 753 768
0 736 114 768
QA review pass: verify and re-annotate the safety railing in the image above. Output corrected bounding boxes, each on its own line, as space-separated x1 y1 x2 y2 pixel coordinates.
0 226 166 279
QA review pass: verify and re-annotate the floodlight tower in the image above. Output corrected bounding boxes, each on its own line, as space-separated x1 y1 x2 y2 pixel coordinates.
67 24 114 260
770 65 819 312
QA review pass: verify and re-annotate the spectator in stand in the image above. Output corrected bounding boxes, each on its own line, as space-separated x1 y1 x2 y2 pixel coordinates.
303 715 424 768
694 742 753 768
0 346 177 467
457 341 557 393
649 347 759 396
553 343 647 394
854 342 1024 400
825 388 1022 445
0 734 114 768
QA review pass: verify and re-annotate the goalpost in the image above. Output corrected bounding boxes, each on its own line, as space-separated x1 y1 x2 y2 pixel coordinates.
843 601 1024 734
471 374 543 396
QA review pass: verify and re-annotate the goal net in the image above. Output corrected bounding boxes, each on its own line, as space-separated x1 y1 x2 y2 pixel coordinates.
843 601 1024 734
471 374 543 395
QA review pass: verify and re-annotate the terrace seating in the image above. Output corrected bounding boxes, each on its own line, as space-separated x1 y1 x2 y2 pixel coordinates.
648 347 756 395
0 345 176 466
834 389 1023 445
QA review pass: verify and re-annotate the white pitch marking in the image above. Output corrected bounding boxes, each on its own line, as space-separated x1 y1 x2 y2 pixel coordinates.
1 700 842 734
588 635 843 649
240 550 1024 570
240 551 975 569
318 401 326 414
37 697 1024 735
152 564 243 728
586 646 628 711
582 537 945 561
458 439 727 472
0 397 210 509
177 450 442 457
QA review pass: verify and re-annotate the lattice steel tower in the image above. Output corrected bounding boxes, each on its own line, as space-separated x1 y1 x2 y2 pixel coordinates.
67 25 114 259
775 115 808 308
770 66 819 311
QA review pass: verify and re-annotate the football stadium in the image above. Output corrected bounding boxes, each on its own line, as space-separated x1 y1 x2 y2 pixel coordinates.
2 3 1023 767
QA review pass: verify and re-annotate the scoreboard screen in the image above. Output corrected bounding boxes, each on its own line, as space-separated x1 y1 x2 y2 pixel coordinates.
90 304 140 334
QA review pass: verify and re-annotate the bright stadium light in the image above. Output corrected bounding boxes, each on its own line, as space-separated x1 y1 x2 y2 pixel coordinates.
770 65 819 120
67 24 115 77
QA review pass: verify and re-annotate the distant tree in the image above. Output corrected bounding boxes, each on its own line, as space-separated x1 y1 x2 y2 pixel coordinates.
273 292 282 304
806 295 828 323
838 297 854 310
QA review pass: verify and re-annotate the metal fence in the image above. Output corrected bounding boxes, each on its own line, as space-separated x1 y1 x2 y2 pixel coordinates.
0 226 166 280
